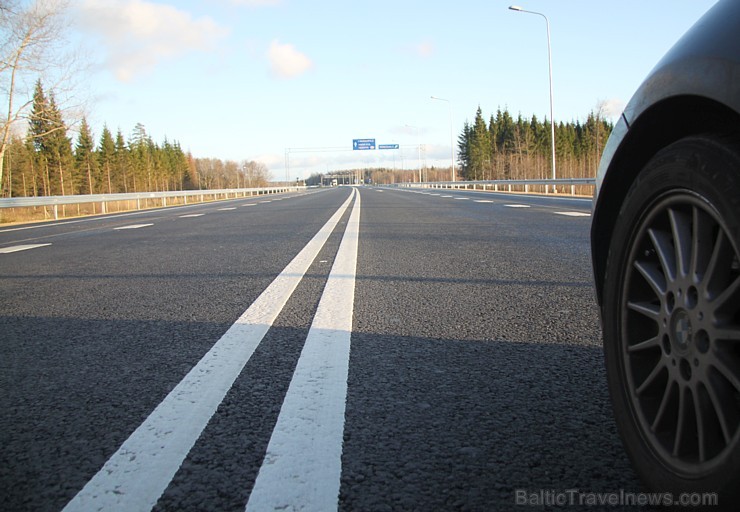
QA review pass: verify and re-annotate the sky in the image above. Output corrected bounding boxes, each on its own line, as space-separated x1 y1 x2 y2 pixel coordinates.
58 0 720 181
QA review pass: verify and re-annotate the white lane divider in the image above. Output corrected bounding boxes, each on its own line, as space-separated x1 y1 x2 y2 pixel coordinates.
218 207 237 211
180 214 204 218
474 200 494 203
0 243 52 254
63 191 357 512
113 223 154 230
554 211 591 217
504 204 530 208
247 187 360 512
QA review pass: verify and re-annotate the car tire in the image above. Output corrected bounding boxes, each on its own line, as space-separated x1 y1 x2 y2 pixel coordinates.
602 134 740 509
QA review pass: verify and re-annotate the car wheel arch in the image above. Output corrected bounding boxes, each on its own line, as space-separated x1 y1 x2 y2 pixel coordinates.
591 95 740 309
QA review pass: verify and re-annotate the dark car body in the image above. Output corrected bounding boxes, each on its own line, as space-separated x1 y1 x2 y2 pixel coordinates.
592 0 740 304
591 0 740 507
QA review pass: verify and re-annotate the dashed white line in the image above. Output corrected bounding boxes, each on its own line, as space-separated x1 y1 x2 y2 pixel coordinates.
180 214 204 218
453 197 469 200
247 188 360 512
554 211 591 217
218 207 237 211
474 200 494 203
504 204 530 208
113 223 154 230
0 243 52 254
63 191 357 512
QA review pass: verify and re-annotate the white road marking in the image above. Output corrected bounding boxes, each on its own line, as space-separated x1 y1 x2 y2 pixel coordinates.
113 224 153 230
247 188 360 512
474 200 494 203
241 203 257 207
63 191 356 512
504 204 530 208
218 207 237 211
453 197 469 200
180 214 204 218
441 195 453 198
0 243 52 254
259 200 272 203
554 211 591 217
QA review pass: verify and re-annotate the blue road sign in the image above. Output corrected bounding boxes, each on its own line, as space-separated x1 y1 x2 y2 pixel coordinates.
378 144 399 150
353 138 376 150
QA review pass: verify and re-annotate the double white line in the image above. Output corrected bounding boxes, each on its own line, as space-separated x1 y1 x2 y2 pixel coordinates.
65 188 361 512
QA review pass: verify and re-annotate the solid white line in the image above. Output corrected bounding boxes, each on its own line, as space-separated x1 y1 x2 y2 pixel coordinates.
246 188 360 512
113 223 154 230
554 211 591 217
0 243 52 254
63 191 356 512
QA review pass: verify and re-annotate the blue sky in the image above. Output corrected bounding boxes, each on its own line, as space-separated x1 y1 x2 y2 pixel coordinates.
68 0 718 180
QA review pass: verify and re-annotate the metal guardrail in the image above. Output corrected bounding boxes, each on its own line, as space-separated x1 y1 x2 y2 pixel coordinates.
390 178 595 196
0 186 306 220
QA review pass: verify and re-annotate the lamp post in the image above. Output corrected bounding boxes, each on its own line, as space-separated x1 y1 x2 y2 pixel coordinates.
431 96 456 182
509 5 556 191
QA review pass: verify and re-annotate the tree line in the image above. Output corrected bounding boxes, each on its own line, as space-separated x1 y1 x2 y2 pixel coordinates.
456 105 613 181
2 80 271 198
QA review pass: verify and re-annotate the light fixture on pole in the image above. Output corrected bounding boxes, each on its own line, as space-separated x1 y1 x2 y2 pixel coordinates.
509 5 556 192
431 96 456 182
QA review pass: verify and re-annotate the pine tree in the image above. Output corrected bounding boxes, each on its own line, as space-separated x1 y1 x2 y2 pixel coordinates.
98 125 115 193
75 117 97 194
469 107 490 180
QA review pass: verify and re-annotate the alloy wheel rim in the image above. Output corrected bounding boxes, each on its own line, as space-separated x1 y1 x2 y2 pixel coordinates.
621 191 740 474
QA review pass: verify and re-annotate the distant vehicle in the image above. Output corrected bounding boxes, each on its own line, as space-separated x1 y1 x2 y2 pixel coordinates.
591 0 740 506
331 179 338 187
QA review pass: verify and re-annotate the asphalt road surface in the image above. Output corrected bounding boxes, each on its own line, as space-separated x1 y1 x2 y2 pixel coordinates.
1 186 646 511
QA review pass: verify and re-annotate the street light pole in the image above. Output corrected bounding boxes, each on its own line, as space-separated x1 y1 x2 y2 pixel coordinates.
509 5 556 191
431 96 456 182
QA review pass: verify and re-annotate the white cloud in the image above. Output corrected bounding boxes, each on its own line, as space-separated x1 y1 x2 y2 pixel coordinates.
601 98 626 119
77 0 230 82
267 40 313 79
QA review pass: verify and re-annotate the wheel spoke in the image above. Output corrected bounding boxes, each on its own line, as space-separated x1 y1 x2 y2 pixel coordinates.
692 388 707 463
691 206 715 280
669 208 692 278
710 274 740 313
634 260 667 297
704 229 733 299
627 300 660 321
673 386 688 457
649 228 677 282
712 358 740 394
651 379 676 432
704 380 733 445
713 325 740 342
627 336 660 354
636 360 666 396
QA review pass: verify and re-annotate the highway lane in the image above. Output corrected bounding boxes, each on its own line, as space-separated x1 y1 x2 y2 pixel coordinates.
0 187 643 511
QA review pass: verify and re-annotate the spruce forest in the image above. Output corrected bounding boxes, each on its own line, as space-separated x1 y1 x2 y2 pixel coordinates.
2 81 271 198
455 106 613 182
